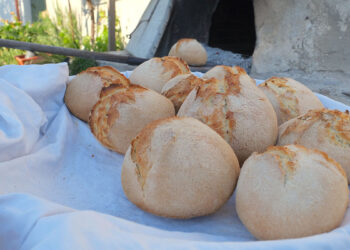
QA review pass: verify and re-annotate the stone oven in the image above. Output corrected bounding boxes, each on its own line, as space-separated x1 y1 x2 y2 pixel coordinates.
115 0 350 104
126 0 350 74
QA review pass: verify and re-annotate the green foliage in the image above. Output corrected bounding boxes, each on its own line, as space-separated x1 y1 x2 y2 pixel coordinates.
69 57 97 75
0 6 125 68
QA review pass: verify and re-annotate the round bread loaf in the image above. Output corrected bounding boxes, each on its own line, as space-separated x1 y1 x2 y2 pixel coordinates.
168 38 207 66
129 56 190 93
121 117 240 218
258 77 323 125
236 144 349 240
278 108 350 182
202 65 255 86
64 66 129 122
161 73 204 112
178 66 278 164
89 84 175 154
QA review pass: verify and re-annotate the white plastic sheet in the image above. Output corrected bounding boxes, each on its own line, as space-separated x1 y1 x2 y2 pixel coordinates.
0 63 349 249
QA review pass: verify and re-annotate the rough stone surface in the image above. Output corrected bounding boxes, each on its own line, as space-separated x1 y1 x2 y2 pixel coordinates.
252 0 350 74
203 44 252 72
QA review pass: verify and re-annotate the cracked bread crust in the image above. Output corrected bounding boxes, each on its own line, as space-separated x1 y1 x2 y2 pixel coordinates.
89 84 175 154
258 77 323 125
64 66 129 122
161 74 204 112
236 144 349 240
84 66 130 87
278 108 350 181
121 117 240 219
129 56 190 93
178 66 278 164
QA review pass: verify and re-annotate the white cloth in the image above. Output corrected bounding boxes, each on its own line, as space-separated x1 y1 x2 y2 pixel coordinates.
0 63 349 250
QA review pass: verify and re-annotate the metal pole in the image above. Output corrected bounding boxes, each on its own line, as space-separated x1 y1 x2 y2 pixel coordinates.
108 0 116 51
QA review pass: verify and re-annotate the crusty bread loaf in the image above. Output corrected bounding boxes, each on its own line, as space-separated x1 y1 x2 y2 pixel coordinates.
258 77 323 125
278 108 350 182
89 84 175 154
121 117 240 218
161 73 204 112
64 66 129 122
168 38 207 66
129 56 190 93
178 65 278 164
202 65 256 86
236 144 349 240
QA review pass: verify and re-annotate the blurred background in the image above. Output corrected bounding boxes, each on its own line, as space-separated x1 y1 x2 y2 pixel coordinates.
0 0 349 104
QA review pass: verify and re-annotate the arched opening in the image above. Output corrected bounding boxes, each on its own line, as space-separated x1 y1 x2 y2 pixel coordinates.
209 0 256 56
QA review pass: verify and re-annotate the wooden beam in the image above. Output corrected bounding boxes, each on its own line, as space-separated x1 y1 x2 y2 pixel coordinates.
0 39 216 72
0 39 146 65
14 0 21 21
108 0 116 51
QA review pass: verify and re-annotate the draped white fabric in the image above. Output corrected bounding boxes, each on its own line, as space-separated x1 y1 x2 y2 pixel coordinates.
0 63 349 249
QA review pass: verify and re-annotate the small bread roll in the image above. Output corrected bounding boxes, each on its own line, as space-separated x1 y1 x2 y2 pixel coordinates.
122 117 240 218
258 77 323 125
169 38 207 66
278 109 350 182
161 74 204 112
64 66 129 122
236 144 349 240
89 84 175 154
178 66 278 164
129 56 190 93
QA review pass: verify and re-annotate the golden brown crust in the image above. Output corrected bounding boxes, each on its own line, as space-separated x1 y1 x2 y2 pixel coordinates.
129 57 190 93
185 67 246 145
265 145 298 178
162 74 204 111
175 38 194 51
89 84 142 153
260 77 299 118
162 56 191 74
83 65 130 87
281 109 350 147
64 65 130 122
263 144 347 178
236 143 349 240
122 117 240 219
129 117 181 189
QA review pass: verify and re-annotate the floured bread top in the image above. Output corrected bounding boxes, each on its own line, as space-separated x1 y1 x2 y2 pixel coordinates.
260 144 346 182
89 84 147 150
84 66 130 87
64 66 130 122
280 109 350 148
261 77 298 117
128 116 239 191
162 56 190 74
129 56 190 92
258 77 323 124
179 66 264 145
161 74 204 112
168 38 207 66
178 65 278 163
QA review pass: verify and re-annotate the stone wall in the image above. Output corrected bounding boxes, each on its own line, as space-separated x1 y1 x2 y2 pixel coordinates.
252 0 350 74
